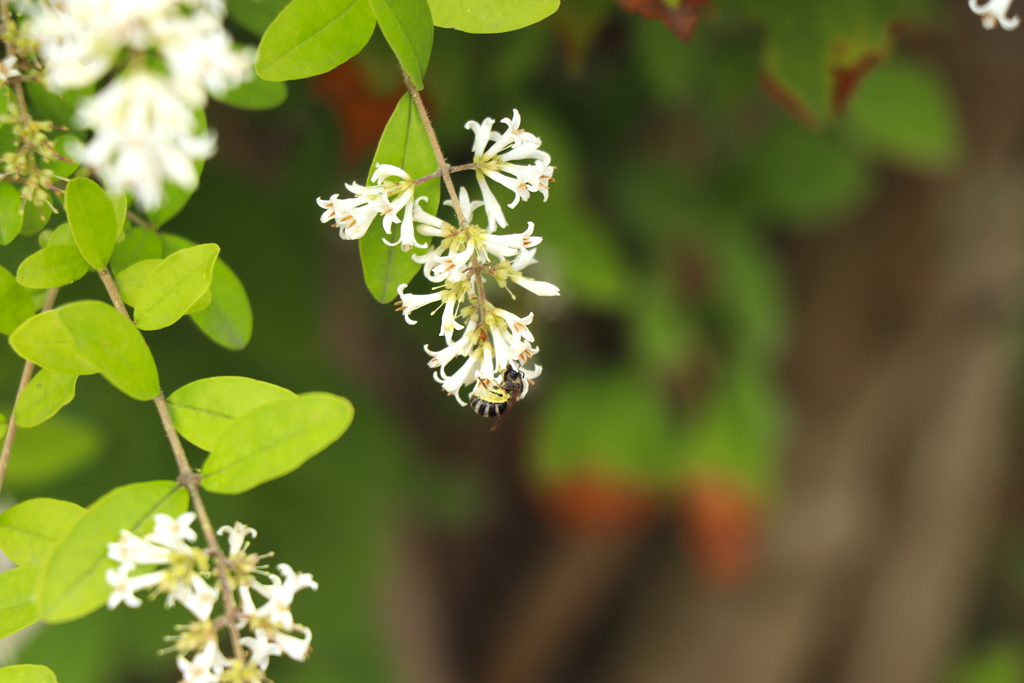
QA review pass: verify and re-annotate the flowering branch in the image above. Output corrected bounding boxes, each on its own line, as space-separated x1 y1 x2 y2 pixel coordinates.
0 286 58 497
96 268 247 665
412 162 481 186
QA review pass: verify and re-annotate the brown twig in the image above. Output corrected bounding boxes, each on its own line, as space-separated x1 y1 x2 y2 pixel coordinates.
0 287 59 497
96 268 246 663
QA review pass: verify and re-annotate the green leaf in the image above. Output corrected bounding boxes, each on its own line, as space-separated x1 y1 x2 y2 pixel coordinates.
64 178 117 270
134 243 219 330
5 415 105 489
16 245 90 289
0 266 35 335
24 82 89 130
0 665 56 683
40 481 188 623
113 259 160 308
0 182 24 245
368 0 433 89
186 288 213 314
167 376 297 451
426 0 558 33
20 206 53 237
14 370 78 428
10 301 160 400
359 93 439 303
212 76 288 111
8 310 98 376
228 0 292 36
0 567 42 638
201 392 354 494
255 0 376 82
110 227 163 276
46 223 74 246
0 499 87 567
108 192 127 241
162 234 253 350
844 60 961 172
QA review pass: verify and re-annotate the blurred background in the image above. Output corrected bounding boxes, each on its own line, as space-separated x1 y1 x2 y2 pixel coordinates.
4 0 1024 682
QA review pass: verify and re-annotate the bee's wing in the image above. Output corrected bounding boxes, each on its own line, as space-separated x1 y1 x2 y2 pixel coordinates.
489 391 519 432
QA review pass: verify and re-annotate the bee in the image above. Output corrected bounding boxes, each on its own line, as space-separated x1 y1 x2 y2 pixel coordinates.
470 364 523 431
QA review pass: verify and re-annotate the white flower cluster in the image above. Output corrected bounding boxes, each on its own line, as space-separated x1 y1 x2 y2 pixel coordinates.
316 110 558 407
969 0 1020 29
23 0 254 208
106 513 317 683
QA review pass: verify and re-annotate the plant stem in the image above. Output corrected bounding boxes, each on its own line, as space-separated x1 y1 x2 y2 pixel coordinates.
96 268 246 663
401 68 492 327
413 163 479 186
0 287 58 497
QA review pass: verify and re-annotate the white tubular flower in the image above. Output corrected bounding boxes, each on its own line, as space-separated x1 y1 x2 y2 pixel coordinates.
425 321 478 369
479 222 542 261
0 55 20 84
250 564 318 631
240 629 282 670
969 0 1020 29
108 529 174 567
178 574 219 621
510 275 560 297
317 190 386 241
217 521 257 558
433 246 475 283
436 353 482 405
77 70 216 210
147 512 199 550
493 309 536 344
176 640 226 683
272 625 313 662
105 564 164 610
466 109 553 231
395 284 442 325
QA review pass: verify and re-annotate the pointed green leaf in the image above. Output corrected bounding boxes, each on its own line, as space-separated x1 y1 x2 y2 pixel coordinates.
64 178 117 270
110 227 163 275
0 266 35 335
168 376 297 451
201 392 354 494
114 259 160 308
40 481 188 623
359 93 439 303
426 0 558 33
368 0 433 89
134 243 219 330
0 665 56 683
213 76 288 111
0 182 23 245
16 245 90 289
10 302 160 400
255 0 376 82
162 234 253 350
14 370 78 428
8 310 99 376
0 499 86 567
185 288 213 314
0 567 42 638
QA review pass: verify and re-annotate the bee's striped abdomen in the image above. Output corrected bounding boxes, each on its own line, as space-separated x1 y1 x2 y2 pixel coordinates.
470 395 510 418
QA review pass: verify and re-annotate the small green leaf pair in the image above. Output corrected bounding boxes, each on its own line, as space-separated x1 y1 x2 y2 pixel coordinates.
9 301 160 401
167 376 355 494
0 482 188 627
115 243 220 330
255 0 557 88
